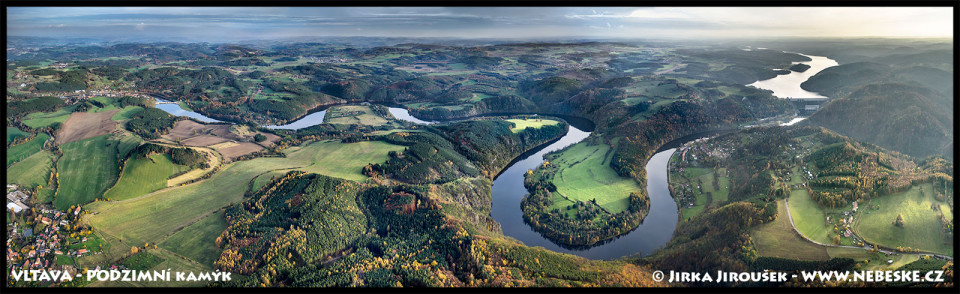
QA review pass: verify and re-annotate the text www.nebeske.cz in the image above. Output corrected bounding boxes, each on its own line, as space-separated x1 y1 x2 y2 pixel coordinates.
665 270 945 283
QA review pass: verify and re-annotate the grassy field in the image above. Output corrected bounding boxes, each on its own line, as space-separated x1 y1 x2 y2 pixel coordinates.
7 133 48 166
787 189 833 244
6 150 55 191
251 170 287 192
121 251 165 270
750 200 830 260
715 168 730 202
55 134 120 210
324 105 391 126
7 127 30 144
546 141 640 213
85 139 403 260
85 159 280 250
104 153 193 201
115 133 143 159
111 106 144 121
158 212 227 267
283 140 406 182
854 183 952 255
505 118 560 133
22 108 72 128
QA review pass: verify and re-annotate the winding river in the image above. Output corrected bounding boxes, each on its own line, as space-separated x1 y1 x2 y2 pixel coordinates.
152 50 836 260
150 98 722 260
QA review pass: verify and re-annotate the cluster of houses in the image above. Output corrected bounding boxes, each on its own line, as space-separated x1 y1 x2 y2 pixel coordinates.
6 200 88 278
678 138 731 164
309 55 347 63
57 89 147 103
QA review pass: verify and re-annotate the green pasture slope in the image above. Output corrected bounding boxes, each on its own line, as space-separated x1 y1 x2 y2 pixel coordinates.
111 106 144 121
787 188 833 244
7 127 30 143
7 133 49 166
506 118 560 133
55 134 120 210
158 213 227 267
7 150 55 191
546 140 640 213
750 200 830 260
22 108 72 128
283 140 406 181
855 183 953 255
104 153 192 201
86 139 404 260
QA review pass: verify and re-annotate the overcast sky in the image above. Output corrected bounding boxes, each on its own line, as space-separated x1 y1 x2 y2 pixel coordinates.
6 7 954 42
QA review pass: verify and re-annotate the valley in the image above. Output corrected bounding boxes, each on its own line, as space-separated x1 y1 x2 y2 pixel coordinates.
5 28 953 288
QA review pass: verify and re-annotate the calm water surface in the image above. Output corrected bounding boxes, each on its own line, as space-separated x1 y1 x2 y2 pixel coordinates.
748 53 838 99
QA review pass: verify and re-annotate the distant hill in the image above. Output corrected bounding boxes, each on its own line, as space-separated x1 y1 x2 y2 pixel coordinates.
800 62 891 98
802 83 953 160
801 49 953 98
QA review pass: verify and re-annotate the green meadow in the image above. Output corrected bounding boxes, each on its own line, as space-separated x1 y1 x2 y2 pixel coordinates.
545 140 640 213
158 213 227 267
750 200 830 260
7 133 48 166
104 153 192 201
111 106 144 121
22 108 72 128
854 183 952 255
6 150 55 191
787 188 833 244
55 134 120 210
7 127 30 144
506 118 560 133
86 139 404 263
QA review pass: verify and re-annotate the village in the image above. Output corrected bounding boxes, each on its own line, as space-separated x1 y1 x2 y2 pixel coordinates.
5 184 113 287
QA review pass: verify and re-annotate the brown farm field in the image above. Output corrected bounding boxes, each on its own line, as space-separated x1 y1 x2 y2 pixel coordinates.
209 141 265 161
162 120 237 144
160 120 277 161
56 109 121 145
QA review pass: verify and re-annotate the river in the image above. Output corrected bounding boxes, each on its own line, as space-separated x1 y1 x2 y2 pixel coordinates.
153 99 437 130
149 98 709 259
153 98 223 123
151 51 833 260
748 53 838 99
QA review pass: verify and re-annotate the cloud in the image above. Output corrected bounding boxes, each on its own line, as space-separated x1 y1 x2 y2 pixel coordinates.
6 7 953 41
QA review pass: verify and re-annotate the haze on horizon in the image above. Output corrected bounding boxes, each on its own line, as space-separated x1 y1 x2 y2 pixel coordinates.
6 7 954 43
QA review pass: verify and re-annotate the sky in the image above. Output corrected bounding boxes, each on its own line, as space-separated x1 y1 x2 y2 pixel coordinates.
6 7 954 42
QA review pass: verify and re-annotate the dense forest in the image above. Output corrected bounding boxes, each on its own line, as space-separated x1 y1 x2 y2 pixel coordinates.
803 83 953 160
125 108 178 139
365 119 566 183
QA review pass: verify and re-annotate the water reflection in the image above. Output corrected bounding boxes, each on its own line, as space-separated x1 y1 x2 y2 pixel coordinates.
748 53 838 99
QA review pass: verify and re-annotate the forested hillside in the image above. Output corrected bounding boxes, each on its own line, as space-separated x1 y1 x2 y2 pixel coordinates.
803 83 953 160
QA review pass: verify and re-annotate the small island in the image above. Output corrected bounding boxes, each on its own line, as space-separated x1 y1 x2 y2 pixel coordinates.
789 63 812 72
